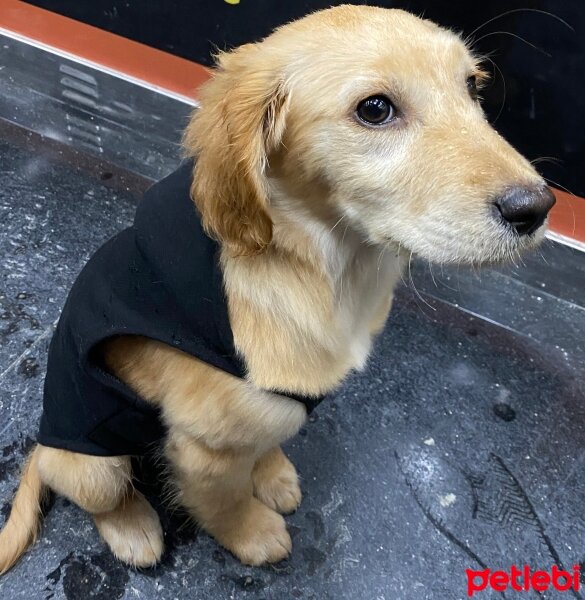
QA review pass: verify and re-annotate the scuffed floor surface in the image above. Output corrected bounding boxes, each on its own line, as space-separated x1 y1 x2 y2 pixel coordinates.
1 140 584 600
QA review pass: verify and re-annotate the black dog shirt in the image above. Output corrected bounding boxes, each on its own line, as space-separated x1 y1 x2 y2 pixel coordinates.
37 160 323 457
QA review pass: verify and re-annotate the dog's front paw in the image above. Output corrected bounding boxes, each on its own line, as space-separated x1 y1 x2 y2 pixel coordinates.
215 497 291 566
252 448 302 514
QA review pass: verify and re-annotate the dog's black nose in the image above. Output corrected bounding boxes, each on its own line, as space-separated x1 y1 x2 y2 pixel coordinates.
494 186 556 236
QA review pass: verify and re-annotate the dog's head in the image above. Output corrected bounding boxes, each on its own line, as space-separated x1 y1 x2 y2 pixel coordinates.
186 5 554 263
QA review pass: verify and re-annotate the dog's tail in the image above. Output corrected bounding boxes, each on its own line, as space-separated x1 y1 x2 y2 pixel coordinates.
0 445 46 575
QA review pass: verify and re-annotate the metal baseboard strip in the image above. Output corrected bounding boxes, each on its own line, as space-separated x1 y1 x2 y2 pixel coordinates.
0 31 191 182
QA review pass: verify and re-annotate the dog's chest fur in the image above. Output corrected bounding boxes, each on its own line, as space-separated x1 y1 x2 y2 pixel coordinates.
223 217 403 396
337 244 402 369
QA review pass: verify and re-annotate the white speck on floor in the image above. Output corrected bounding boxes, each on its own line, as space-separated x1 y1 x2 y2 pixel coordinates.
439 493 456 507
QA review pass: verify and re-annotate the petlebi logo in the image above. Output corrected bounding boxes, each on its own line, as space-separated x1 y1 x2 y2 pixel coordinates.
466 565 581 597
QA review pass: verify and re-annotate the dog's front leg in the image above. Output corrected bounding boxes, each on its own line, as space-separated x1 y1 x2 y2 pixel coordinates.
252 446 302 514
156 355 306 565
165 428 292 565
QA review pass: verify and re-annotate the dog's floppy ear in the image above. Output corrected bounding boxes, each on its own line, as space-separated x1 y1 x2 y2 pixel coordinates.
184 44 289 255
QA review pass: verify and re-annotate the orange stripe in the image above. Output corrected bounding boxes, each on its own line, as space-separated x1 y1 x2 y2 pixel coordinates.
549 189 585 243
0 0 583 245
0 0 210 99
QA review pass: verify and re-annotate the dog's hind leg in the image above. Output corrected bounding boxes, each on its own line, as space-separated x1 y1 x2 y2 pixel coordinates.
0 444 152 574
92 488 163 568
37 446 163 567
37 446 131 513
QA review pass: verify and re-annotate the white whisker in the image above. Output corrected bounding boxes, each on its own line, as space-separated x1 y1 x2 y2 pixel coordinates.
408 251 436 313
465 8 573 42
472 31 552 58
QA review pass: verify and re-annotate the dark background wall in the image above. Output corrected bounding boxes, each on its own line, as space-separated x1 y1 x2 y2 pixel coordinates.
25 0 585 197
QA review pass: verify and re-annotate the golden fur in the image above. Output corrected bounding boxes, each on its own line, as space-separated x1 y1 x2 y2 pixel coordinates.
0 5 550 572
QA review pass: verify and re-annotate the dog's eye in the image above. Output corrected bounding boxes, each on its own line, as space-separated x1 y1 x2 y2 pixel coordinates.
356 96 395 125
467 75 479 101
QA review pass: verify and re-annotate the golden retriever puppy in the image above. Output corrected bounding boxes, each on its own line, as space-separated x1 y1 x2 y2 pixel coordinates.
0 5 554 572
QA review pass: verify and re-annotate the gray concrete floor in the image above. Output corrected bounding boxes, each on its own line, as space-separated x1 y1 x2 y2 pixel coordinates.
1 138 584 600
